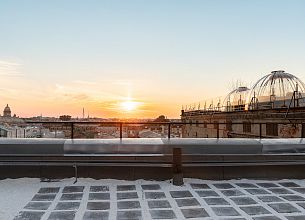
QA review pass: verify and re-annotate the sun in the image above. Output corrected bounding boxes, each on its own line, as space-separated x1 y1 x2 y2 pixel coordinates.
120 100 139 112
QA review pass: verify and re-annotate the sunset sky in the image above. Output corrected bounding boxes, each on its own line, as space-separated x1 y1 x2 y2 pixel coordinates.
1 0 305 118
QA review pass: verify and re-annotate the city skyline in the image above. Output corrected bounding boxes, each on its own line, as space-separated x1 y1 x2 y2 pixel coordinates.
1 0 305 118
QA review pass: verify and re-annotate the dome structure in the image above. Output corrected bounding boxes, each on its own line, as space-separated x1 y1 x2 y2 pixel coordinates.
247 70 305 110
223 86 250 111
3 104 11 117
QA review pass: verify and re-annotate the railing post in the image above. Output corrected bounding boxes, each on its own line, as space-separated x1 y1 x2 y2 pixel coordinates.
172 147 183 186
302 123 304 138
120 122 123 139
216 123 219 139
16 129 18 138
168 123 171 139
24 129 26 138
71 122 74 139
259 123 262 139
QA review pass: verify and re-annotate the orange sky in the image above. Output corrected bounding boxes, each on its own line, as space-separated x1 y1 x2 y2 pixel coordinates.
1 1 305 118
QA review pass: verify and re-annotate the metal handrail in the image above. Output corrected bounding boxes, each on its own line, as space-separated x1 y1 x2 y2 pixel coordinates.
23 120 305 139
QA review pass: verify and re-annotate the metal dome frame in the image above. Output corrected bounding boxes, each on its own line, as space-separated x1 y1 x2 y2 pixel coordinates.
247 70 305 110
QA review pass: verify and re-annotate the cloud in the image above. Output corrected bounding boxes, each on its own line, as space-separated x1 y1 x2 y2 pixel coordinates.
0 60 24 77
63 93 90 101
112 80 132 86
72 80 97 85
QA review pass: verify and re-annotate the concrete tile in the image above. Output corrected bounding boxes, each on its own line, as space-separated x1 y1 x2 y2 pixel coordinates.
117 192 138 200
221 189 244 197
286 216 305 220
38 187 60 194
181 208 209 218
87 202 110 210
24 202 52 210
145 192 166 199
89 193 110 200
278 182 300 188
117 185 136 191
60 193 83 201
296 202 305 209
268 188 293 194
212 207 240 216
54 202 80 210
239 206 271 215
82 211 109 220
190 183 210 189
170 190 193 198
281 195 305 201
148 200 171 209
235 183 258 188
32 194 56 201
47 211 76 220
231 197 257 205
196 190 219 197
291 188 305 194
213 183 234 189
175 198 200 207
90 186 109 192
141 184 161 190
149 210 176 219
257 183 280 188
253 217 281 220
14 211 45 220
257 196 283 203
117 210 142 220
204 197 229 205
62 186 84 193
268 203 301 213
117 201 141 209
245 188 270 195
224 219 247 220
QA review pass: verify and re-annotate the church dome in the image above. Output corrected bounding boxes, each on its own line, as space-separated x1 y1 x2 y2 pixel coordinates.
3 104 11 117
247 70 305 110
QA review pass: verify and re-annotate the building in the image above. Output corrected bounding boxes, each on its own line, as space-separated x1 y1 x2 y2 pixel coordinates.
0 125 25 138
59 115 72 121
3 104 11 117
181 70 305 138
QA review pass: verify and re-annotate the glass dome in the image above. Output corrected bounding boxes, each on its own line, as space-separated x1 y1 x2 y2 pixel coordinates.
247 70 305 110
223 86 250 111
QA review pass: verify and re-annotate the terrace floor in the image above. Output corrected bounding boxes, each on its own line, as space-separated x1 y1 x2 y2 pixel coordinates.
1 178 305 220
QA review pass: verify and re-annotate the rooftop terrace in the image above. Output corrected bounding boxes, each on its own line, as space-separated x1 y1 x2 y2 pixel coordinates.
2 178 305 220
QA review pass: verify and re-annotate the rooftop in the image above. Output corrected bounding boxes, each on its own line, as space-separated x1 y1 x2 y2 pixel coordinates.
2 178 305 220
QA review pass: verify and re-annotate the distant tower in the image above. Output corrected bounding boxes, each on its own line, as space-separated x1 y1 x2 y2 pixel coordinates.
3 104 11 117
82 107 85 119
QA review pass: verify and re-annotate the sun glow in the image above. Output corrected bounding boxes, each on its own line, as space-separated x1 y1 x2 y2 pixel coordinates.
120 100 139 112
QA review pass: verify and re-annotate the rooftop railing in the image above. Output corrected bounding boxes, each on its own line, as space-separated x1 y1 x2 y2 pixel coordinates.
20 121 305 139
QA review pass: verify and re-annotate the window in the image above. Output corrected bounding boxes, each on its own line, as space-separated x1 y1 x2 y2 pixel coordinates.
214 121 218 129
243 122 251 133
226 121 232 131
266 123 278 136
203 121 207 128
